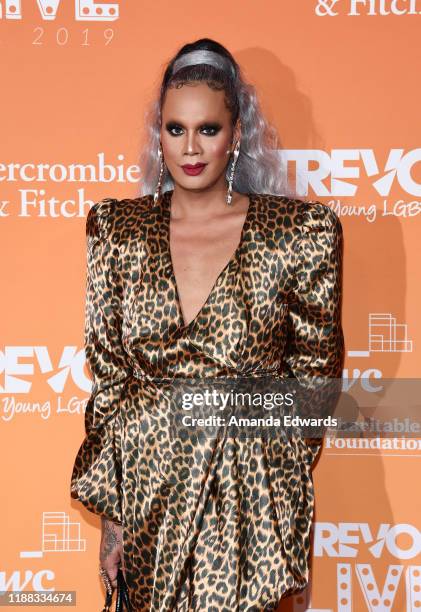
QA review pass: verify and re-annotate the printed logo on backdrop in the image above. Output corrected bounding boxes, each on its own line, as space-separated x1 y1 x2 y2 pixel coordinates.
347 313 413 359
326 375 420 457
315 0 421 15
0 0 119 21
0 345 90 422
0 511 84 599
292 522 421 611
279 148 421 222
342 311 415 424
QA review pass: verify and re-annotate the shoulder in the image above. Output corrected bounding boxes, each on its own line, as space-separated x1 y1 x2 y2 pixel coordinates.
253 192 342 237
297 199 342 237
86 194 154 243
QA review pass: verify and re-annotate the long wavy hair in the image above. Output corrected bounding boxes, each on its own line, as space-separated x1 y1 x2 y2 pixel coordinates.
138 38 294 198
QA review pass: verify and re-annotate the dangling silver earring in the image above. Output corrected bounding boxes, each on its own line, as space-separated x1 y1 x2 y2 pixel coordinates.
226 139 241 206
153 143 165 204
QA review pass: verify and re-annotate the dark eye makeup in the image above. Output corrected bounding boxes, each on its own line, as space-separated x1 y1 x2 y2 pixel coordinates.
165 122 222 136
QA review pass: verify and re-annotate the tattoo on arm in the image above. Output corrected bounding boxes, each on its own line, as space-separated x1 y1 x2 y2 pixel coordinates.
100 518 122 563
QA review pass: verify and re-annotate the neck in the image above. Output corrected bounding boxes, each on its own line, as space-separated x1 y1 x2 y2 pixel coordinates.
169 185 243 220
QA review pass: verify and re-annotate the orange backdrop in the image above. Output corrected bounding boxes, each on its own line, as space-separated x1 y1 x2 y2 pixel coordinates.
2 1 420 610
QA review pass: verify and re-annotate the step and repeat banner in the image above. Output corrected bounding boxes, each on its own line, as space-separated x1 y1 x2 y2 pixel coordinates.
2 1 420 610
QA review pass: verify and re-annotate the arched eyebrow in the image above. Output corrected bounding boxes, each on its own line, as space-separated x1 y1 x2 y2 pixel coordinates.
165 120 223 130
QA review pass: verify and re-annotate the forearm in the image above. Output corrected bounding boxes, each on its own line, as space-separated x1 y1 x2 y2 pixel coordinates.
100 517 122 563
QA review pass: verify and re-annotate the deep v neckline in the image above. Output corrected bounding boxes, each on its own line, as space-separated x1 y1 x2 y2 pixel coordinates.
162 189 254 331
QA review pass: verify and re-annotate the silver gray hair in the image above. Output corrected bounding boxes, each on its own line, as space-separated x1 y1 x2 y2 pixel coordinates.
137 40 296 198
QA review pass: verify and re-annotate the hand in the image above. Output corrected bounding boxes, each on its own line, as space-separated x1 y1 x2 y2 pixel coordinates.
99 517 124 589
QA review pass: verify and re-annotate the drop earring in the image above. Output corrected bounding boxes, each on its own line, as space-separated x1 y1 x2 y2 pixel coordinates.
153 143 165 204
226 139 241 206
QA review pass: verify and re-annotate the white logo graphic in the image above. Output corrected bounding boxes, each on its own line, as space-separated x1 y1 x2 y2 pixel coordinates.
315 0 421 15
348 312 413 358
315 522 421 559
0 346 89 394
291 523 421 611
0 0 119 21
20 512 86 557
0 570 56 592
316 0 341 15
293 565 420 611
279 149 421 197
0 346 92 422
0 512 85 594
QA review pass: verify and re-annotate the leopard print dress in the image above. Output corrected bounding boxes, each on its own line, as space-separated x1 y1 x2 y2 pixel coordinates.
70 190 344 611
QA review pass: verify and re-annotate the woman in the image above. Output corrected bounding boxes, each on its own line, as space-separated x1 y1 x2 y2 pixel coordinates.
70 37 344 610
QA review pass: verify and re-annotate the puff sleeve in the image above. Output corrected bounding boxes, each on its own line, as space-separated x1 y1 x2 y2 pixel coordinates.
70 199 132 524
284 201 345 458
